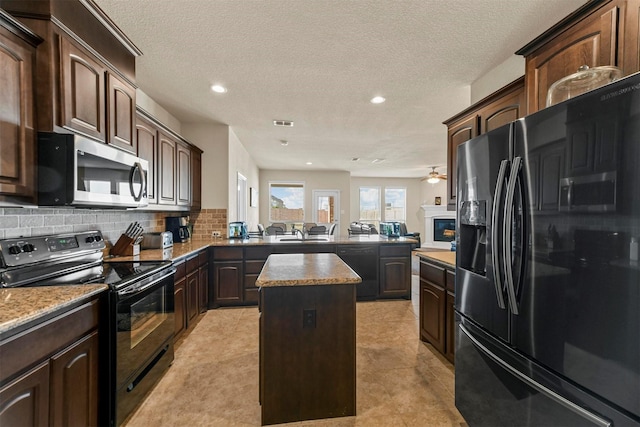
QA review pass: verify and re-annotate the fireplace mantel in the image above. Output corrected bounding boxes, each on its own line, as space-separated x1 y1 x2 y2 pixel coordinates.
421 205 456 249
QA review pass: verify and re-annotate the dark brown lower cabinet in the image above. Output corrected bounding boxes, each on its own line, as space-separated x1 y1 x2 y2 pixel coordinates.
0 298 102 426
419 258 456 363
260 284 356 425
50 331 99 427
0 362 50 426
420 279 446 354
212 261 243 306
174 261 187 340
198 262 209 313
445 291 455 363
379 245 411 299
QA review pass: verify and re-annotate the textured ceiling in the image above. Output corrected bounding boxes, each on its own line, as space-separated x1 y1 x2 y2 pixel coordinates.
95 0 587 178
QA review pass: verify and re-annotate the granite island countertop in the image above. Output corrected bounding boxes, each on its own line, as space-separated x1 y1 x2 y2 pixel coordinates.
256 253 362 287
0 284 108 338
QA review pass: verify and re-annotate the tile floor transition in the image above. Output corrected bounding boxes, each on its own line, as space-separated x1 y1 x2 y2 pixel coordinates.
124 267 467 427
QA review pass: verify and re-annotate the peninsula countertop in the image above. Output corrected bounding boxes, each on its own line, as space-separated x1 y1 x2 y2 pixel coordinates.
256 253 362 287
415 250 456 268
107 235 418 263
0 284 108 338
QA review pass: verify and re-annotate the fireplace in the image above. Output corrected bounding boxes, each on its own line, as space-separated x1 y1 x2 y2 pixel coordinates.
421 205 456 249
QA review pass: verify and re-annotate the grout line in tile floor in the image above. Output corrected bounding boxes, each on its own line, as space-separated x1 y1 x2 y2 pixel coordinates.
124 272 467 427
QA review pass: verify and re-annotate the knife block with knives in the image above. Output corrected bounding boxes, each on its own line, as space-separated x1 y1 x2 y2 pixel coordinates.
110 222 144 256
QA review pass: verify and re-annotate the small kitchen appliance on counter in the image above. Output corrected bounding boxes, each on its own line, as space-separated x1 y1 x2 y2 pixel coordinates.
228 221 249 239
141 231 173 249
166 216 190 243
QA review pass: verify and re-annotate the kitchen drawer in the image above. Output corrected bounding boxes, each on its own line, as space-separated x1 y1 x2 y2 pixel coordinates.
213 247 243 260
245 246 271 260
0 300 99 383
186 254 199 272
420 261 445 287
446 270 455 292
245 260 266 274
379 245 410 257
198 250 208 266
174 260 186 280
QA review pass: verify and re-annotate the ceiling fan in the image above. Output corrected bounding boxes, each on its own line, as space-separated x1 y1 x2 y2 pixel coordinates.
422 167 448 184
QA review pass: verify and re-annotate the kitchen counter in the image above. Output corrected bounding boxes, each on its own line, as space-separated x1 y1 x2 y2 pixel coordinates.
256 253 362 287
0 284 108 337
415 250 456 268
108 235 418 263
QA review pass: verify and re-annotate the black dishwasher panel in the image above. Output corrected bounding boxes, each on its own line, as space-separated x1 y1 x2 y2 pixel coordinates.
337 246 378 300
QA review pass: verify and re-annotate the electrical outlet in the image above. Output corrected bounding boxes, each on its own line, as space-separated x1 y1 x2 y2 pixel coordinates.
212 231 221 237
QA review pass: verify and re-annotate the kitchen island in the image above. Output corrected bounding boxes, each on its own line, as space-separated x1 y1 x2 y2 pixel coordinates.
257 253 361 425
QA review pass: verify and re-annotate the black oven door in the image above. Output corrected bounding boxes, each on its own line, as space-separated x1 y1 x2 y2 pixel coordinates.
114 268 175 390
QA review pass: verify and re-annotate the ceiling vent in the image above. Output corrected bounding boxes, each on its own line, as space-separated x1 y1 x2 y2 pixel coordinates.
273 120 294 127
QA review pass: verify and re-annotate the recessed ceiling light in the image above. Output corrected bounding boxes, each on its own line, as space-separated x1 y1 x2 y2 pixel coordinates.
306 162 313 165
280 140 289 146
372 158 385 164
211 84 227 93
370 96 386 104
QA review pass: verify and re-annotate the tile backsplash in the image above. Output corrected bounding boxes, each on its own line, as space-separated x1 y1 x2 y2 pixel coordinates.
0 208 227 246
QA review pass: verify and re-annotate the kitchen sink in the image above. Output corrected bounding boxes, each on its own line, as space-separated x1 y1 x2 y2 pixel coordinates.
278 238 329 242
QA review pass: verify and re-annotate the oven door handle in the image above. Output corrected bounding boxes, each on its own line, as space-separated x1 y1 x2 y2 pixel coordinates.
117 268 176 297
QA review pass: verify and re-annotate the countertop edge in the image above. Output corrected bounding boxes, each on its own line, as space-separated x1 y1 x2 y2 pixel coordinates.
415 251 456 269
0 284 108 339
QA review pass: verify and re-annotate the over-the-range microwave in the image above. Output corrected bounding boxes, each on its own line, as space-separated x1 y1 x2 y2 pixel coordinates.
38 132 148 209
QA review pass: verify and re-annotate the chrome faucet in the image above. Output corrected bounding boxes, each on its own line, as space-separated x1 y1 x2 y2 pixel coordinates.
294 228 305 240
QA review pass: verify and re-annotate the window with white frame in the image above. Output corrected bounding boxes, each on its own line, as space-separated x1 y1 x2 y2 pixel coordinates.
384 187 406 221
269 182 304 223
359 187 381 227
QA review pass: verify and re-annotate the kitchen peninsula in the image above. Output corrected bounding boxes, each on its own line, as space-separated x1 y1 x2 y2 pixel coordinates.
256 253 361 425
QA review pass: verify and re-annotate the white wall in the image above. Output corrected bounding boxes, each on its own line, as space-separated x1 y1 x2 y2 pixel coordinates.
420 179 447 208
350 177 423 237
136 89 182 134
181 123 229 209
259 170 351 232
228 128 260 228
470 55 525 104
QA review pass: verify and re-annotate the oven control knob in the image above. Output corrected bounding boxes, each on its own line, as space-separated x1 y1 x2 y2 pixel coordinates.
94 235 102 242
8 245 22 255
85 236 95 243
22 244 35 253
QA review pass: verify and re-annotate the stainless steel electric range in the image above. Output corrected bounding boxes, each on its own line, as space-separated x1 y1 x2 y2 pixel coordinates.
0 231 175 426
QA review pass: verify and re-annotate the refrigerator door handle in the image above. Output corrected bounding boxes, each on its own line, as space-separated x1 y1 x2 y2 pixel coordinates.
503 156 522 315
491 159 509 309
459 324 612 427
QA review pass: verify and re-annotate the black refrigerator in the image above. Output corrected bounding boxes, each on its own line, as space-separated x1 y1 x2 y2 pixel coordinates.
455 72 640 427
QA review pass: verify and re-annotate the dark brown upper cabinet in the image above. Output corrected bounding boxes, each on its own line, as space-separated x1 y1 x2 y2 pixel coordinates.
443 78 525 210
135 113 158 204
517 0 640 114
3 0 140 151
107 72 137 153
0 11 42 204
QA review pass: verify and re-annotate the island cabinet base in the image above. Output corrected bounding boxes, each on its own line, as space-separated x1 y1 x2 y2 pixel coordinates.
259 285 356 425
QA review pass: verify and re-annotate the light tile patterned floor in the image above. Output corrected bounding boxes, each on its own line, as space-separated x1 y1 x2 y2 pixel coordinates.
124 272 467 427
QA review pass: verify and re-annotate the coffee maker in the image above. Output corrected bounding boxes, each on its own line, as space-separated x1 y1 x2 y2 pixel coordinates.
166 216 190 243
